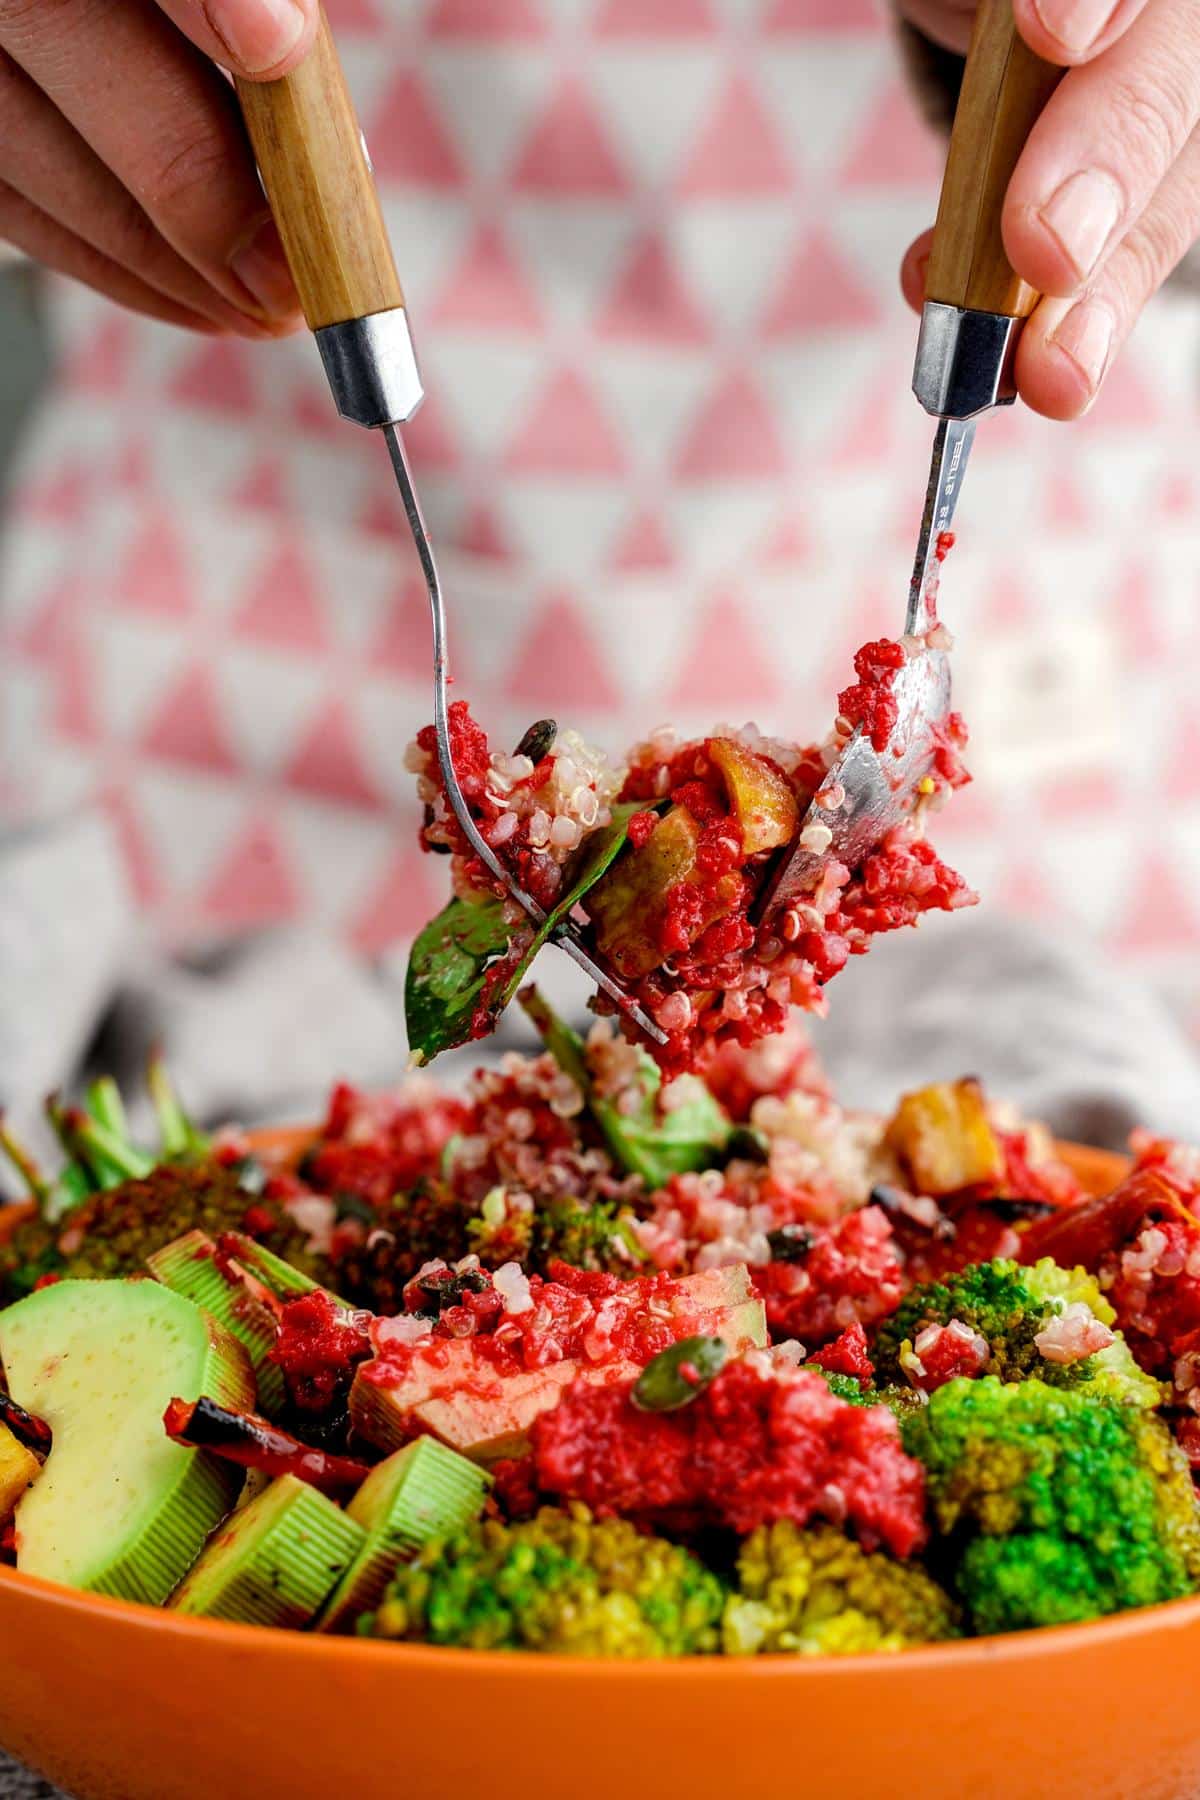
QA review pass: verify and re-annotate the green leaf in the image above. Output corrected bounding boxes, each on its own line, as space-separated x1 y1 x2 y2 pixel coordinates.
405 895 515 1063
519 986 731 1187
404 804 652 1064
491 801 650 1018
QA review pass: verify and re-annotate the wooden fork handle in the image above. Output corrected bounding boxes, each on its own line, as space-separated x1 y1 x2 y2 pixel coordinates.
925 0 1064 320
234 6 403 331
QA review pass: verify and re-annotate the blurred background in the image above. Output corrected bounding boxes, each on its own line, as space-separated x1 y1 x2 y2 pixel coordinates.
2 0 1199 1163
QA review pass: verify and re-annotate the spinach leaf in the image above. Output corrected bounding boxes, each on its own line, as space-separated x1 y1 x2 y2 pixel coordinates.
405 896 514 1063
519 987 731 1187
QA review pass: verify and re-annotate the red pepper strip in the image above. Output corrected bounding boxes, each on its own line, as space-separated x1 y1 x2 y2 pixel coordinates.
163 1396 369 1499
1019 1169 1196 1272
0 1391 52 1454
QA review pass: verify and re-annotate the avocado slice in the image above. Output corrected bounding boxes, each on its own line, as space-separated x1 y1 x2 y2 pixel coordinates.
0 1278 254 1604
171 1473 364 1628
147 1231 286 1417
317 1437 490 1633
0 1422 40 1524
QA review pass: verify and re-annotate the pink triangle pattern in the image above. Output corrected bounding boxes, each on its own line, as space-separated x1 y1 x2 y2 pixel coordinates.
51 638 100 744
840 80 941 187
115 437 152 494
100 785 165 910
404 391 463 473
138 664 240 775
758 509 810 566
664 591 781 710
510 77 630 195
63 319 131 395
595 234 711 346
1043 471 1091 532
426 0 542 37
199 816 303 930
15 462 90 527
504 370 627 478
281 697 386 811
594 0 715 37
1112 564 1165 665
459 501 515 561
610 508 676 571
1163 719 1200 802
231 457 291 517
982 573 1033 630
759 230 881 338
322 0 384 26
350 848 443 955
675 74 793 197
994 861 1061 919
431 224 543 333
17 577 83 662
367 72 465 186
168 341 257 415
232 541 332 655
1110 853 1200 954
371 579 437 679
289 385 347 441
674 370 788 481
765 0 880 28
115 513 194 619
505 593 621 711
1037 768 1122 816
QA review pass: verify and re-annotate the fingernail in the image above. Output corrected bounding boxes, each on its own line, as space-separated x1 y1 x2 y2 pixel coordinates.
205 0 307 75
1032 0 1119 54
1049 299 1114 398
230 216 300 319
1038 169 1123 283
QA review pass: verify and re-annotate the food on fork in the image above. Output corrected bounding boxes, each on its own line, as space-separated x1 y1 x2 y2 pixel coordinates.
404 634 973 1076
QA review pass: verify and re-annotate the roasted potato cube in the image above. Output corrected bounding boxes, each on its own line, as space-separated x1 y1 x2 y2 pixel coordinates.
0 1421 40 1523
707 738 799 855
884 1079 1004 1196
585 806 739 980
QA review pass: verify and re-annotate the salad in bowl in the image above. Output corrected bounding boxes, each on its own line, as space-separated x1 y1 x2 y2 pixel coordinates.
2 1004 1198 1663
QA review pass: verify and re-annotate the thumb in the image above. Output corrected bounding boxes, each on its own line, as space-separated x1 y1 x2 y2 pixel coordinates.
155 0 320 79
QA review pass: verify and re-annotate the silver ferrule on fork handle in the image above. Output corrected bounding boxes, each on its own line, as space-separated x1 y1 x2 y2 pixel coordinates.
912 301 1022 422
315 306 425 429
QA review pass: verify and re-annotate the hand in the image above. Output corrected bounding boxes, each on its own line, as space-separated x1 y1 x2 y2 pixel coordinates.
0 0 319 336
899 1 1200 419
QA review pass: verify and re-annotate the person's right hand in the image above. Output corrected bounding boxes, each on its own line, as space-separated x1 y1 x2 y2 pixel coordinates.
0 0 321 336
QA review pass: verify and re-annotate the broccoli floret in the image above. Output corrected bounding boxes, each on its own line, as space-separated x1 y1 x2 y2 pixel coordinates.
903 1375 1200 1634
723 1522 959 1655
466 1186 643 1277
873 1256 1161 1406
0 1162 323 1302
367 1503 725 1656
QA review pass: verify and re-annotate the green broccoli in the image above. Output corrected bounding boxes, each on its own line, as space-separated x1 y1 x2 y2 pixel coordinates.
723 1522 959 1655
365 1503 725 1656
903 1375 1200 1634
872 1256 1161 1406
466 1185 645 1276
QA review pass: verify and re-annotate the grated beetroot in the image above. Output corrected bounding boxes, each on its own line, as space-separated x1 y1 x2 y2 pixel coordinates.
530 1360 927 1555
808 1321 874 1386
753 1205 906 1346
836 638 907 753
272 1291 373 1415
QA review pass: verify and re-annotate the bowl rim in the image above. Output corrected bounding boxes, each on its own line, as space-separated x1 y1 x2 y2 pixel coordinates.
3 1560 1200 1676
4 1130 1174 1677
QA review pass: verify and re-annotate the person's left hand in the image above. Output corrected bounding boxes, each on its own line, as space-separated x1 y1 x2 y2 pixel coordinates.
898 0 1200 419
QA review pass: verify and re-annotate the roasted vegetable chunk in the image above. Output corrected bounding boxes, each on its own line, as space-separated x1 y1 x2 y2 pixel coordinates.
706 738 798 856
584 805 739 980
885 1080 1004 1196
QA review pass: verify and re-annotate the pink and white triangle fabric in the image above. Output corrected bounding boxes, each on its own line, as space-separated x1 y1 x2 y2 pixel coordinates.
2 0 1198 1036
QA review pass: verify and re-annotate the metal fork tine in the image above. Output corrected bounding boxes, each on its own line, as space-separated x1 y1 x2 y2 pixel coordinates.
383 425 668 1046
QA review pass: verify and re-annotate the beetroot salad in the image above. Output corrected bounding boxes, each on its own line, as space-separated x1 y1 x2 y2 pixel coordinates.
2 1035 1199 1656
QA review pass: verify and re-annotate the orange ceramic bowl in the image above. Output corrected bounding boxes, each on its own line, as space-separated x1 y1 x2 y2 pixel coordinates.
4 1140 1200 1800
